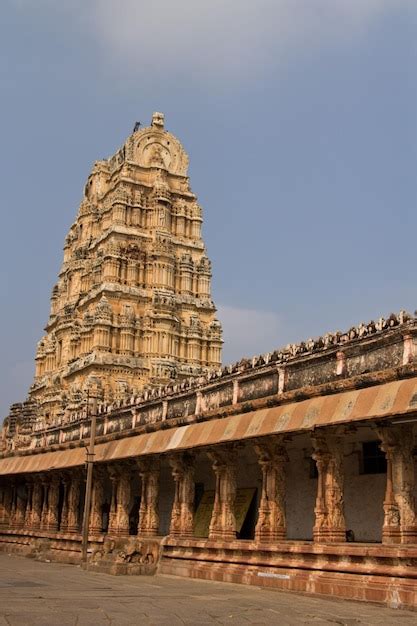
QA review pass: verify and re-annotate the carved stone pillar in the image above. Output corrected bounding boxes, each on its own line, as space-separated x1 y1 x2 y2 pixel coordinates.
25 480 33 527
31 481 43 530
378 424 417 544
0 484 12 528
60 476 70 532
14 483 27 529
0 486 4 527
40 477 49 530
47 476 60 532
254 438 288 542
137 458 160 537
108 467 119 535
67 475 81 533
208 446 237 542
9 483 17 528
90 468 105 535
108 465 131 536
312 433 346 543
169 453 195 537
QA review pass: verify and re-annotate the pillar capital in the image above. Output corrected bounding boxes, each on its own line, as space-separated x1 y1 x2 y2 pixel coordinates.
254 436 288 467
207 443 239 470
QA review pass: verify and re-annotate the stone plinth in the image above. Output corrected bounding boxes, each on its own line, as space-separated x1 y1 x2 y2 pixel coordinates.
160 538 417 610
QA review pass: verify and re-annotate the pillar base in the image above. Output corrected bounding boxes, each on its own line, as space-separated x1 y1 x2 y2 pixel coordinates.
170 530 194 539
67 526 80 534
208 530 237 542
140 529 159 538
382 526 401 544
255 528 286 543
401 526 417 544
314 527 346 543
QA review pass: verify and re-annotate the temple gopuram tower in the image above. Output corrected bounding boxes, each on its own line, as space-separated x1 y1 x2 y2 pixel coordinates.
5 113 222 444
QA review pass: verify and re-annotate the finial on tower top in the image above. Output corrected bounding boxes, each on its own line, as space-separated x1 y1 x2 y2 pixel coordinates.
152 112 165 129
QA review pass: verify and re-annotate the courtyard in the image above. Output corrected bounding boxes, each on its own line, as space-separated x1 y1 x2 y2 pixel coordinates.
0 553 415 625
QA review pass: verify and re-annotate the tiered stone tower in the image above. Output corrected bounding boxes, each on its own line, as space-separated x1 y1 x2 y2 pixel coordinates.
7 112 222 441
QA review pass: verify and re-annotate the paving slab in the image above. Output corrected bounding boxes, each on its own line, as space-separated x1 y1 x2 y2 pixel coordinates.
0 554 416 625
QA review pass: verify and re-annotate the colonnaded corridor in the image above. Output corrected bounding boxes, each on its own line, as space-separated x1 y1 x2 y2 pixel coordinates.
0 554 415 625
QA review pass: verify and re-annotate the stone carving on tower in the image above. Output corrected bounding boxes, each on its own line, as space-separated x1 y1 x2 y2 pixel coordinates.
3 113 222 447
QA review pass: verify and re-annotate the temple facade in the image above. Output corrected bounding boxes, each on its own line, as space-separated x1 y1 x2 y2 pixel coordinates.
1 116 417 610
3 113 222 449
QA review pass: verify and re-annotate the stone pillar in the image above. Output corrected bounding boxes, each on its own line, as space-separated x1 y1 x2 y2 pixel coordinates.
0 486 4 527
117 469 132 536
67 475 81 533
31 481 43 530
381 443 401 544
208 446 237 542
60 476 70 532
254 438 288 542
47 476 60 532
108 468 119 535
90 468 105 535
25 480 33 527
14 484 27 529
0 483 12 528
169 453 195 537
108 465 131 536
9 483 17 529
378 424 417 544
312 433 346 543
137 459 160 537
40 477 49 530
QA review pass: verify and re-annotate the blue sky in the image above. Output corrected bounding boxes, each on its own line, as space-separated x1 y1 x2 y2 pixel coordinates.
1 1 416 420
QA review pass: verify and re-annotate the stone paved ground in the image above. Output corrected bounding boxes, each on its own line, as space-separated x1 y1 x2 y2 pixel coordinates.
0 554 416 625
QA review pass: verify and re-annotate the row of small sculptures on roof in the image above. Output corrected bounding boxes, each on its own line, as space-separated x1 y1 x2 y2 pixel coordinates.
38 309 415 423
94 310 415 413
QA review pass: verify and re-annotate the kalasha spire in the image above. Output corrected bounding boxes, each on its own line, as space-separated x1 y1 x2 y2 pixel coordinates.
5 113 222 446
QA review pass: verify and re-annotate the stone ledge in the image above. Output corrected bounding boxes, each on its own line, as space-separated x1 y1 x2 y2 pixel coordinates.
161 539 417 579
159 557 417 610
160 539 417 610
163 536 417 558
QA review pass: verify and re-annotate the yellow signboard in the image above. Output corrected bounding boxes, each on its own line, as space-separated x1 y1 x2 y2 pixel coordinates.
235 488 256 532
193 487 256 538
193 490 215 537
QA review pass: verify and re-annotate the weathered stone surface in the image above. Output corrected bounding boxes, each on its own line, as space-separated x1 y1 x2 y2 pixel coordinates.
312 433 346 543
1 112 222 452
4 554 417 624
1 116 417 612
169 452 195 537
254 437 287 542
89 535 161 575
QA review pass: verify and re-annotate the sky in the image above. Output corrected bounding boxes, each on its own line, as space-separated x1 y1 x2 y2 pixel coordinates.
0 0 416 420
